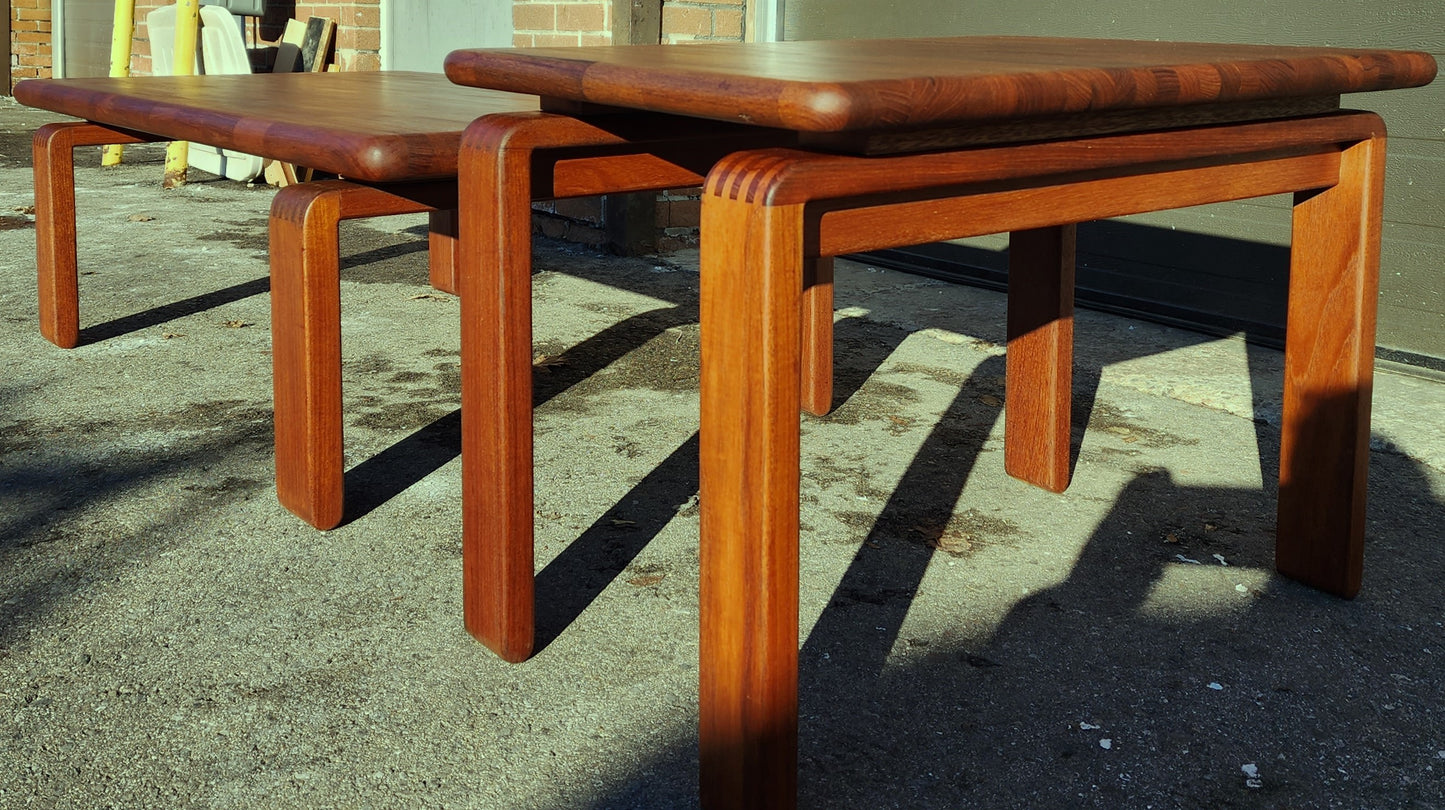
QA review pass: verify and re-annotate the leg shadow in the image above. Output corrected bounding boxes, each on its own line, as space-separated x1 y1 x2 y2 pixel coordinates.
341 305 697 524
800 353 1006 676
532 434 700 654
78 276 271 345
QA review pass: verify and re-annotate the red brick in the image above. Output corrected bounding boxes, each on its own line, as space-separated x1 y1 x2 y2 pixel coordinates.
346 52 381 72
512 3 556 31
336 26 381 51
534 33 581 46
712 8 743 39
350 6 380 27
662 6 712 36
557 2 606 32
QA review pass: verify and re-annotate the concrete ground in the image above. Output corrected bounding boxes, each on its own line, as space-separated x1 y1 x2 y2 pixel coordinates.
2 96 1444 809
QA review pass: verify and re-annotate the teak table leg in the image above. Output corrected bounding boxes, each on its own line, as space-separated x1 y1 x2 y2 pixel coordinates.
271 184 349 532
270 180 451 531
1005 225 1076 493
800 257 835 415
32 122 152 348
698 177 804 810
688 113 1385 807
428 209 461 295
1275 132 1384 598
458 120 539 662
455 112 832 662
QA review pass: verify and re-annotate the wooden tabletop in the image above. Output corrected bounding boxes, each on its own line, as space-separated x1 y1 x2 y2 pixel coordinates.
14 72 539 182
444 37 1437 133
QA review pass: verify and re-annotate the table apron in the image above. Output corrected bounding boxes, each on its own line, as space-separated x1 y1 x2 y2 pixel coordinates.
814 148 1341 257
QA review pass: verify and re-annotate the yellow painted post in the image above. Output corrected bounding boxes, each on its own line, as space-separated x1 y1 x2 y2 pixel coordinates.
162 0 200 188
101 0 137 166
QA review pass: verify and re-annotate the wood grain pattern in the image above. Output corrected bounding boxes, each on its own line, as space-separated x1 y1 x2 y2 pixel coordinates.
699 191 803 810
445 37 1435 133
800 257 834 415
1276 129 1386 598
1006 226 1076 493
15 72 540 182
270 180 457 531
696 110 1388 808
32 122 156 349
814 150 1342 255
453 111 828 660
427 209 461 294
707 112 1384 207
459 114 545 662
796 97 1341 156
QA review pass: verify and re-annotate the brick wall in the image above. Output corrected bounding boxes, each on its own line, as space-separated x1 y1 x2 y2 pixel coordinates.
661 0 743 43
272 1 381 72
10 0 52 86
512 1 613 47
6 0 379 90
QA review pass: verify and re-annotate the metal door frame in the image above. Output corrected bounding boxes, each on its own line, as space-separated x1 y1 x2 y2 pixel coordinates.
747 0 783 41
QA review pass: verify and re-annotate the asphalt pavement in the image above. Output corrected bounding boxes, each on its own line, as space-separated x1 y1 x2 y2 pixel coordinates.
3 96 1444 809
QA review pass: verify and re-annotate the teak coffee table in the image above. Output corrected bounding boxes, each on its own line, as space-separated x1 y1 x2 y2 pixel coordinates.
14 72 831 539
446 37 1436 808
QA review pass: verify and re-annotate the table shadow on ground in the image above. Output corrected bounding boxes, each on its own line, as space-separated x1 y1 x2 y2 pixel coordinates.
578 426 1444 808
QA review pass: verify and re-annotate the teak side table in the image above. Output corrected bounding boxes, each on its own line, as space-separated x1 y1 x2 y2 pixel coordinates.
15 72 534 531
14 71 834 544
445 37 1437 808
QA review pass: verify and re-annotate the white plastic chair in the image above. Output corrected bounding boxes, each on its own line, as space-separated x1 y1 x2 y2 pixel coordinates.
146 4 265 181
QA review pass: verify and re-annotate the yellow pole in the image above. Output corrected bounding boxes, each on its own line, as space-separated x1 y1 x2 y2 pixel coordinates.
101 0 137 166
162 0 200 188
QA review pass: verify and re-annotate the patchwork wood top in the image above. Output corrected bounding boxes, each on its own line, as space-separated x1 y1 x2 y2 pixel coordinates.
15 72 540 181
444 37 1437 133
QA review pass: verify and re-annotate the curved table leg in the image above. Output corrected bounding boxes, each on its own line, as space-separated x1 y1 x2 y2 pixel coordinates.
459 119 541 662
270 180 448 531
271 183 348 532
33 122 152 348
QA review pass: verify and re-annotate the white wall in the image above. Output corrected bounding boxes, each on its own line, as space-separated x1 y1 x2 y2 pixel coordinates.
383 0 512 73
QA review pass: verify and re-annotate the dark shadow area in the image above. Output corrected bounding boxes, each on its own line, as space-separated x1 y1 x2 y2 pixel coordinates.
340 239 429 273
867 220 1292 348
795 439 1445 809
77 276 271 345
339 304 698 525
533 434 700 654
340 410 461 523
801 354 1006 676
584 437 1444 808
73 220 434 349
825 313 919 414
0 405 275 648
864 222 1291 483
